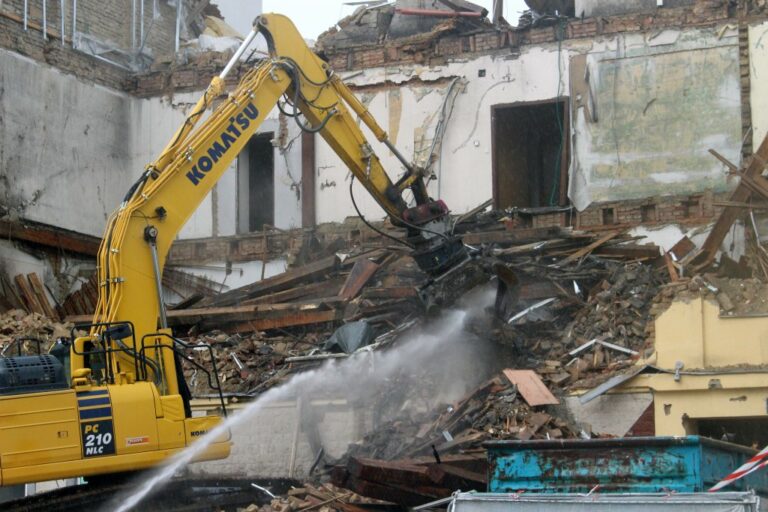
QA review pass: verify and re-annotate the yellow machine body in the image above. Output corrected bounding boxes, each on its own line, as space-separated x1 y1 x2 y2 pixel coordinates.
0 382 227 485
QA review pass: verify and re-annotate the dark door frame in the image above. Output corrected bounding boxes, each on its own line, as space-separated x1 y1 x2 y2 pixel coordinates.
490 97 571 209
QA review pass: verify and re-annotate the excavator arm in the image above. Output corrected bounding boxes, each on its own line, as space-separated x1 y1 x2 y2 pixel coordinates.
95 13 465 353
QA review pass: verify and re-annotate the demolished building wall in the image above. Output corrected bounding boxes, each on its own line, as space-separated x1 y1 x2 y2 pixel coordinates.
314 22 747 222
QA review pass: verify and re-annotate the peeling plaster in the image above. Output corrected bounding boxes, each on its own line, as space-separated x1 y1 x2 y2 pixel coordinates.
387 89 402 146
569 28 741 210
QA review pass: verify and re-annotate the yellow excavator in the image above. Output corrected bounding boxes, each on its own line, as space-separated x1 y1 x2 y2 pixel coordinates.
0 14 467 486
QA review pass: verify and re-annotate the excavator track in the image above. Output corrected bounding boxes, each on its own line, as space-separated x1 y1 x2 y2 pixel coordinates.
3 476 296 512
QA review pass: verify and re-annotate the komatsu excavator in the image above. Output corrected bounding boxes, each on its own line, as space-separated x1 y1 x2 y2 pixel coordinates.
0 14 468 487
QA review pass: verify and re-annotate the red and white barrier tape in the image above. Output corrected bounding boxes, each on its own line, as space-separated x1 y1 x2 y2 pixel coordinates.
709 445 768 492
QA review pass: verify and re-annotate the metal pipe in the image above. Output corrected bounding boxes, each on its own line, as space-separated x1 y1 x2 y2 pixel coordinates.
60 0 64 45
383 139 415 174
174 0 181 53
71 0 76 46
42 0 47 40
219 28 258 79
23 0 28 30
140 0 144 46
131 0 136 49
147 236 168 329
174 0 182 53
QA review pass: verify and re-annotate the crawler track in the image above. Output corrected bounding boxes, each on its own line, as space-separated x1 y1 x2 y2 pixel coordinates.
3 476 296 512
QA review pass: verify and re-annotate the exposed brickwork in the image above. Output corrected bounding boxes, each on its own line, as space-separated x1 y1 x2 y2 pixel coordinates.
0 0 195 93
740 21 753 157
575 191 727 229
1 0 181 58
320 0 733 73
0 16 129 91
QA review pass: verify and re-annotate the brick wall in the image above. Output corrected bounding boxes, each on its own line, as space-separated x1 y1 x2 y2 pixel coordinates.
2 0 180 57
0 15 129 90
320 0 732 73
0 0 187 84
575 191 728 229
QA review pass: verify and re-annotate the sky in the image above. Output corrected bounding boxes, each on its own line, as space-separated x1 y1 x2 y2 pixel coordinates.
261 0 530 40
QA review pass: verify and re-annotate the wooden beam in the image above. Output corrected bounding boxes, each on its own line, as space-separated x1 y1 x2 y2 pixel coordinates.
708 148 739 172
199 255 340 307
558 230 622 265
14 274 44 315
242 277 345 305
695 134 768 268
230 309 343 333
67 299 345 331
0 219 100 256
338 259 379 300
27 273 59 320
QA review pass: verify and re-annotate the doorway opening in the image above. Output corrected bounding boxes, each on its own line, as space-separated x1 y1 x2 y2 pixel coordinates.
246 133 274 232
492 99 569 209
694 417 768 449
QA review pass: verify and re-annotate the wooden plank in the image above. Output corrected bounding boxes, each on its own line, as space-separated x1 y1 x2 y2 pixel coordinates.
361 286 418 300
461 226 563 245
26 273 59 320
338 259 380 300
708 148 739 172
669 236 696 261
339 475 448 506
68 299 345 325
230 309 343 333
348 458 433 487
13 274 44 315
0 276 25 311
695 133 768 268
502 369 560 406
593 244 661 260
740 173 768 200
200 255 340 307
242 278 345 306
558 230 622 265
664 253 679 282
73 290 89 316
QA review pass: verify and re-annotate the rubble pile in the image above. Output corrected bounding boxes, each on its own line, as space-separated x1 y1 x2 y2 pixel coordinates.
563 262 662 352
344 374 580 463
241 483 381 512
648 275 768 325
0 309 72 354
184 330 326 395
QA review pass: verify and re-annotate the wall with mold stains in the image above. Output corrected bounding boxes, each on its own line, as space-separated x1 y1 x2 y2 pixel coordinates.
750 20 768 149
0 47 212 238
569 28 742 210
0 48 136 237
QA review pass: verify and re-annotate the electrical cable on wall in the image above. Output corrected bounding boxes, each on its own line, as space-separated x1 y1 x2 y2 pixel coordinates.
549 16 567 207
